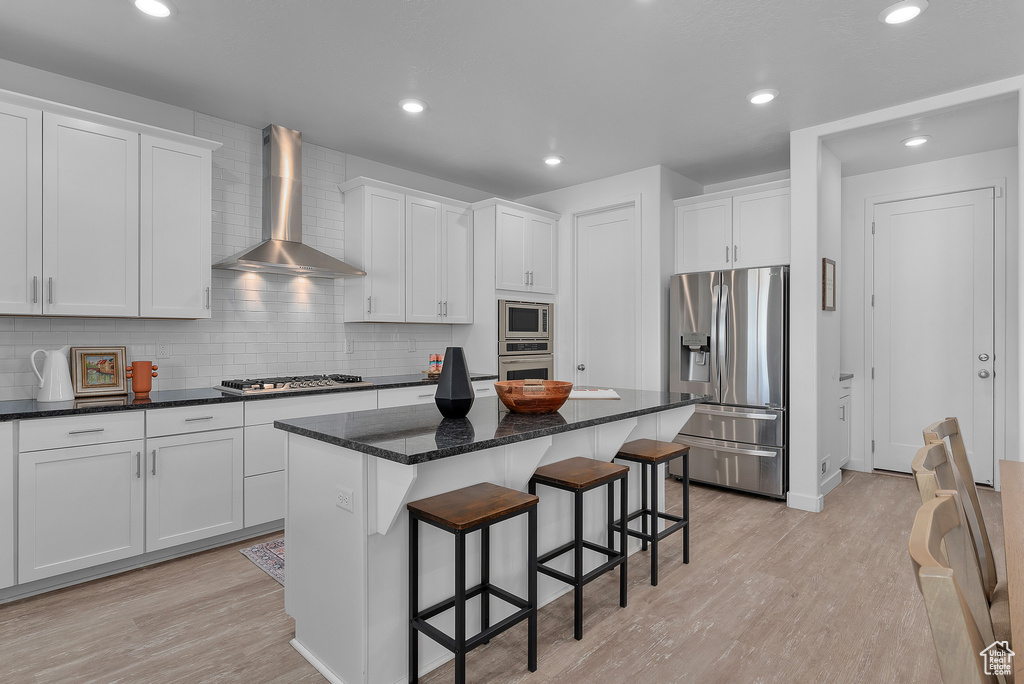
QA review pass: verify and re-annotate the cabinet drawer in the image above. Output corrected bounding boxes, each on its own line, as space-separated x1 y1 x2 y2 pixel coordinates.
244 390 377 426
377 385 439 409
472 380 496 398
245 424 286 476
20 411 145 452
244 471 285 527
146 403 243 437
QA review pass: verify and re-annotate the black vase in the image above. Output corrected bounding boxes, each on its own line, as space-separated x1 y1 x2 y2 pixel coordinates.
434 347 475 419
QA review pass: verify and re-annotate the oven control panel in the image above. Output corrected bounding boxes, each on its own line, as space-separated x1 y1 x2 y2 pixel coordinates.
501 341 550 355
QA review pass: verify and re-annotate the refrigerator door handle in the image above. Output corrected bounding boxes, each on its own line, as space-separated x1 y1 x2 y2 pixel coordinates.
682 435 778 459
694 405 778 420
710 283 721 391
718 283 729 387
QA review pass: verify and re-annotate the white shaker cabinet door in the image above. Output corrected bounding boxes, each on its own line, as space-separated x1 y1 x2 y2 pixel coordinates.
43 114 139 316
0 101 43 315
732 187 790 268
405 196 443 323
442 204 473 323
19 439 146 583
674 197 732 273
140 135 212 319
146 428 244 552
495 207 529 291
527 213 556 294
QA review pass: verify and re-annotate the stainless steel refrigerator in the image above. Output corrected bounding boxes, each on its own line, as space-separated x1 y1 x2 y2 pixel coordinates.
668 267 788 498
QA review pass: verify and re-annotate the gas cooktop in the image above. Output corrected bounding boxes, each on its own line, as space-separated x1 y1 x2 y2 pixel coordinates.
218 374 372 395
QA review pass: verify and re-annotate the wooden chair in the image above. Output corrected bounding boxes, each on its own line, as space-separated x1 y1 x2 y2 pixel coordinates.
909 491 1004 684
922 418 997 602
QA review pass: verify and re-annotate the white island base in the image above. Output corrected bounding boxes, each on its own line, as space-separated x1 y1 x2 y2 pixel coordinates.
284 405 694 684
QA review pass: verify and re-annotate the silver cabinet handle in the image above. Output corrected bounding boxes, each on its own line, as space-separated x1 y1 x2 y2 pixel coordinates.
205 286 211 309
152 449 157 476
978 369 991 379
694 405 777 420
839 405 846 421
725 246 730 262
525 270 529 285
136 452 141 479
476 387 492 393
683 435 777 458
68 428 105 435
184 416 214 422
437 301 442 316
418 393 434 398
443 301 447 316
32 276 38 304
48 277 53 304
734 244 738 261
529 271 534 286
367 296 371 314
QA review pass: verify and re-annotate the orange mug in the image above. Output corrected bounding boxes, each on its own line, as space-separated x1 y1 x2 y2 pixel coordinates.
126 361 159 398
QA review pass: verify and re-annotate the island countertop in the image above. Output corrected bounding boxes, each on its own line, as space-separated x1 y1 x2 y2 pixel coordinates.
274 388 710 465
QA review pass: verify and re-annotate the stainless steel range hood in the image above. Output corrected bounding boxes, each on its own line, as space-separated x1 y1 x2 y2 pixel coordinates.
213 124 365 278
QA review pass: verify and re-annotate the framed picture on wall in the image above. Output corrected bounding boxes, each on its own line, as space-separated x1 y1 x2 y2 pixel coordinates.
822 258 837 311
70 346 128 397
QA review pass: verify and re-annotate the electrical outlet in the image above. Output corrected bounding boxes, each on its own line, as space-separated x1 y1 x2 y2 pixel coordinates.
821 459 829 475
336 486 354 513
345 339 355 354
408 338 416 352
156 340 171 358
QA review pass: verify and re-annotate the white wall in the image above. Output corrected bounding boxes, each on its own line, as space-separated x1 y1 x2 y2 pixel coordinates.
516 165 701 391
818 146 843 494
840 146 1020 473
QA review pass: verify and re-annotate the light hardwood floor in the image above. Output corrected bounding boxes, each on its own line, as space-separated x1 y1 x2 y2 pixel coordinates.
0 471 1004 683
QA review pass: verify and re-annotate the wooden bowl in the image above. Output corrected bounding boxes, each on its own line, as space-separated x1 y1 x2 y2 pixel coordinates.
493 380 573 414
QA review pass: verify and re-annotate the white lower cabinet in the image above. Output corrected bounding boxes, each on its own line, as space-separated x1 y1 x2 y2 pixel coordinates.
145 428 243 552
19 439 146 583
244 470 286 527
1 423 15 589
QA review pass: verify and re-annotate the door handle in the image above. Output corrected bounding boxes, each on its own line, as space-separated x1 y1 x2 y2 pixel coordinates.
694 405 777 420
978 369 991 379
718 283 729 385
979 353 990 362
577 363 586 371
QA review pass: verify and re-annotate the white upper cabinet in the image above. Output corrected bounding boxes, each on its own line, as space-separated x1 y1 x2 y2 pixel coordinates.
492 202 558 294
140 135 212 319
343 178 473 324
0 101 43 315
43 114 140 317
0 91 219 319
674 181 790 273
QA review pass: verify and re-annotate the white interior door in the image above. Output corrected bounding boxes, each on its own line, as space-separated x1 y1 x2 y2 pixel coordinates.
873 188 994 483
575 202 638 389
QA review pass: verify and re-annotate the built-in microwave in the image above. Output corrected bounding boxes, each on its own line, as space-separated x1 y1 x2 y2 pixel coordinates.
499 300 552 342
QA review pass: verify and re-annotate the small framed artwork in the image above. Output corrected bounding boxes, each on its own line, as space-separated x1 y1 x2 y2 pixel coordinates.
822 258 837 311
70 346 128 397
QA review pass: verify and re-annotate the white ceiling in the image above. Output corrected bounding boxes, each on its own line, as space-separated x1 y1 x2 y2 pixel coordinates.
0 0 1021 198
824 94 1020 177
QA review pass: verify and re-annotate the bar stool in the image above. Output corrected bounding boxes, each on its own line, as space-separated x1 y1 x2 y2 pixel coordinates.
407 482 538 684
529 457 629 640
613 438 690 586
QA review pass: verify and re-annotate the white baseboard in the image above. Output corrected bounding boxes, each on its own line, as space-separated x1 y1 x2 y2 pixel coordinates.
787 490 824 512
820 469 842 496
291 639 346 684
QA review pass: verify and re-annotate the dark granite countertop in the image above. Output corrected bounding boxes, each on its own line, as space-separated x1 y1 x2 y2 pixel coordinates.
274 389 711 465
0 373 498 422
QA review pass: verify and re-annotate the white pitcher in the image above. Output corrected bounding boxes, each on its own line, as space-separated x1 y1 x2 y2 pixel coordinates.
31 346 74 403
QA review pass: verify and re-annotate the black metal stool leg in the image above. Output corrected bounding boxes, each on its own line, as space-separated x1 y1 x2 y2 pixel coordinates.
606 480 614 563
640 461 648 551
682 453 690 564
528 505 538 672
480 526 490 643
455 530 466 684
573 487 584 640
619 475 628 608
650 462 659 586
409 515 419 684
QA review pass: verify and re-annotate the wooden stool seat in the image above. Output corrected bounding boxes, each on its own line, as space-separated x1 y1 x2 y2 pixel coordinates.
613 438 690 586
407 482 538 531
615 438 689 464
532 457 629 490
408 482 538 683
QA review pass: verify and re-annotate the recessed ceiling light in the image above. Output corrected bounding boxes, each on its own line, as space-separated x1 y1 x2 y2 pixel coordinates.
902 135 931 147
544 155 564 166
748 89 778 105
134 0 173 17
400 99 426 113
879 0 928 24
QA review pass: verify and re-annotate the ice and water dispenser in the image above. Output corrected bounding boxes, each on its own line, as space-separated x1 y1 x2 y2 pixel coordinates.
680 331 712 383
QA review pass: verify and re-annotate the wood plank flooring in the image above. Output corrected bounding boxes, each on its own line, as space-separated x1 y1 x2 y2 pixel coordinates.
0 471 1005 683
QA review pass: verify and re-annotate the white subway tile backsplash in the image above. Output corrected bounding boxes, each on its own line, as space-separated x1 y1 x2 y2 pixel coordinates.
0 113 455 401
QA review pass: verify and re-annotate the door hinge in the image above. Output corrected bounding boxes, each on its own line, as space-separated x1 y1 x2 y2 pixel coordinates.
871 367 875 379
871 440 875 453
871 221 875 235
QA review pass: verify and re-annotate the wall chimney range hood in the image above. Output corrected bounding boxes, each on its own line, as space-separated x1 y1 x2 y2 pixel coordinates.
213 124 366 278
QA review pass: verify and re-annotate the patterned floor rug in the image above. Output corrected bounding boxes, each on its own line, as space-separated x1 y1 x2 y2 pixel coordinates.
241 537 285 585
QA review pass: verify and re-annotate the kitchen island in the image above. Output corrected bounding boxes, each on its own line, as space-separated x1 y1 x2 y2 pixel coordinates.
275 389 708 684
